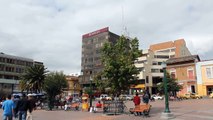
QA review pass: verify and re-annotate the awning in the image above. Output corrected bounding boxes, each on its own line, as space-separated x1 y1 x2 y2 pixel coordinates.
134 84 145 88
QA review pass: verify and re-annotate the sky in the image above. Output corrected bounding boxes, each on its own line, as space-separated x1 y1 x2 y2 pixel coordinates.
1 0 213 75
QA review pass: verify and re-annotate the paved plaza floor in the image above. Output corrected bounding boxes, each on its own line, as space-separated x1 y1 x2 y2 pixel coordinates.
1 98 213 120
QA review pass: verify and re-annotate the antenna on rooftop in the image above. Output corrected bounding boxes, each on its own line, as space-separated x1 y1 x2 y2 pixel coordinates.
121 5 129 37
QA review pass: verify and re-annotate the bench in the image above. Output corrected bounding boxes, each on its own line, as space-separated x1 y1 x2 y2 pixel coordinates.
130 104 151 117
69 102 80 111
92 104 107 113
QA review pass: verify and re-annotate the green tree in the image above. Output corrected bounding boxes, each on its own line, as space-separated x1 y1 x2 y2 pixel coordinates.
43 71 68 110
94 73 108 93
19 80 28 92
157 73 183 96
96 35 142 95
21 65 48 93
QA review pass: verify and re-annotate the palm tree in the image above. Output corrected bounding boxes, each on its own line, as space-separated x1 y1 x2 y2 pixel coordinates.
19 80 28 92
21 65 48 93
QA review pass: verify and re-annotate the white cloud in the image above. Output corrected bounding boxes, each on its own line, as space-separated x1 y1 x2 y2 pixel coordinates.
1 0 213 74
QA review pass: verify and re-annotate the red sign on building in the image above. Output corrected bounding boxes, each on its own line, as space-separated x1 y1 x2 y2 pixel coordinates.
82 27 109 38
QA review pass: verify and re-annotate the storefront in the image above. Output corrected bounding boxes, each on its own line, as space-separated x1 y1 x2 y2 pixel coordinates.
130 84 145 94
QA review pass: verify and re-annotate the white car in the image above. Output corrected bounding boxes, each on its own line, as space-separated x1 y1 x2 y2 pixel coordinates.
119 94 133 101
152 95 164 100
100 94 111 100
126 95 133 100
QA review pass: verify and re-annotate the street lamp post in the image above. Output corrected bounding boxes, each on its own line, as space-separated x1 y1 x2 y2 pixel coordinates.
89 76 92 108
73 83 76 97
162 62 170 113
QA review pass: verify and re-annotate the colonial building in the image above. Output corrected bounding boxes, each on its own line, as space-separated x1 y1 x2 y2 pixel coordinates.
196 60 213 96
166 55 200 95
0 52 43 94
63 76 81 97
134 39 191 94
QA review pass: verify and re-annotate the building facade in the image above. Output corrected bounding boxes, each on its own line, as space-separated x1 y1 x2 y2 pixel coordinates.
63 76 81 97
0 52 42 94
166 55 200 95
134 39 191 94
80 27 120 89
196 60 213 96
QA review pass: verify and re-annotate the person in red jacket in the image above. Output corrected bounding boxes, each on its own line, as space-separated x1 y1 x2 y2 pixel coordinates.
133 93 140 106
133 93 141 116
95 101 102 108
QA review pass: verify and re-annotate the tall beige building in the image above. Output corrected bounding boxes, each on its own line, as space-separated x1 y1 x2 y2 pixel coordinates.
134 39 191 94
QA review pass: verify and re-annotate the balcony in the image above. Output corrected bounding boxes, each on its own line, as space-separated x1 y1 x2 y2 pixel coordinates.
0 78 19 84
151 73 163 77
151 65 162 69
135 63 144 68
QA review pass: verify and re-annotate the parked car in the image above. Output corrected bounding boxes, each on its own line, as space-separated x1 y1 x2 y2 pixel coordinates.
73 97 81 103
190 93 202 99
178 93 202 99
119 94 128 100
126 95 134 100
177 94 188 100
100 94 112 101
152 94 164 100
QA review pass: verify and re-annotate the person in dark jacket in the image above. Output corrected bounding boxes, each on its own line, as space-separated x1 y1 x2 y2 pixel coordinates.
143 90 151 105
15 94 30 120
27 95 36 120
13 95 20 118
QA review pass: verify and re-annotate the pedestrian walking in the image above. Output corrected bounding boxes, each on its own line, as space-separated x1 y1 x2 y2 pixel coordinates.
15 94 30 120
2 94 15 120
27 95 36 120
13 95 20 118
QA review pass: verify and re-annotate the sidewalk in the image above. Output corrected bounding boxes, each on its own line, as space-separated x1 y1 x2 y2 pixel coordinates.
0 98 213 120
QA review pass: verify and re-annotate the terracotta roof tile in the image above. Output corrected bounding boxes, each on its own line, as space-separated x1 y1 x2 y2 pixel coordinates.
166 55 200 64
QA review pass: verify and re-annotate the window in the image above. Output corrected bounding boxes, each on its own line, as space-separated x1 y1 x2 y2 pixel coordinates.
151 69 160 73
152 61 158 65
135 60 147 64
0 64 4 71
105 35 109 39
171 72 176 79
187 85 191 93
170 69 176 79
137 67 144 71
206 67 213 79
171 48 175 52
170 55 175 58
157 62 162 65
146 76 149 83
154 55 169 59
187 68 194 79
